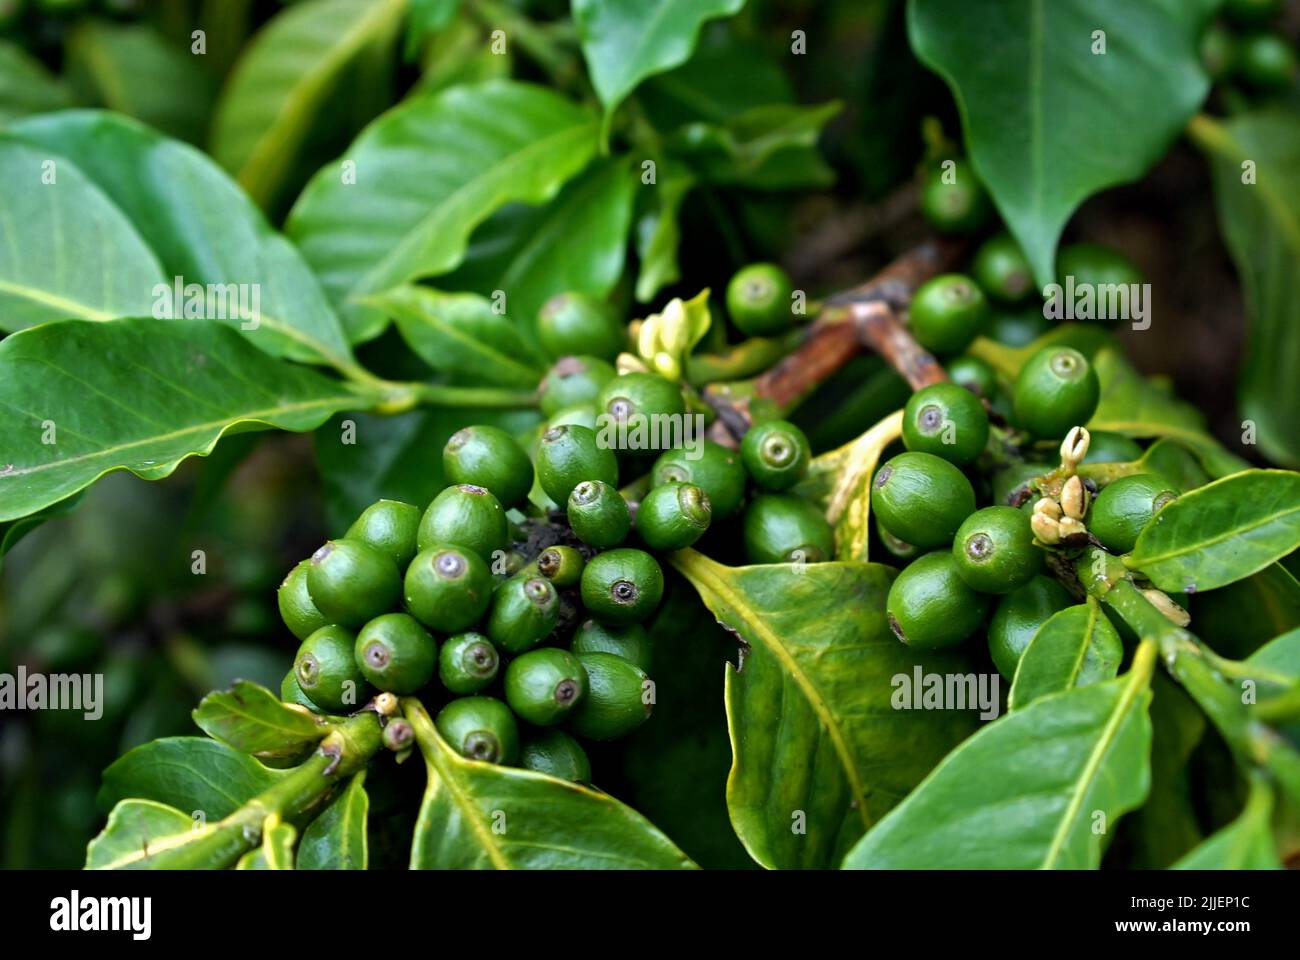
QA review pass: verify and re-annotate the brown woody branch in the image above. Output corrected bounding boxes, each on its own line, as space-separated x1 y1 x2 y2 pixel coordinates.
703 237 968 445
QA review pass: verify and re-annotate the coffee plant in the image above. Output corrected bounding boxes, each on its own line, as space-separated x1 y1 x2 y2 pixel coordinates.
0 0 1298 871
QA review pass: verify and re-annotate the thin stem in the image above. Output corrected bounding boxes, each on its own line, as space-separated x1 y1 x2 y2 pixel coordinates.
1077 547 1300 806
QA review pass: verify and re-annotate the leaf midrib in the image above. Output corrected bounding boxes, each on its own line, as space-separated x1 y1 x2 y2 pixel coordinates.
676 550 869 828
1040 641 1153 868
353 121 596 300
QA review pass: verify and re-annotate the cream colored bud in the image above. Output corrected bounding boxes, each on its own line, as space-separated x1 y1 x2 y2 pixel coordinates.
1061 475 1088 520
1031 512 1062 544
1059 426 1091 471
374 692 400 717
1058 516 1088 539
1033 497 1062 520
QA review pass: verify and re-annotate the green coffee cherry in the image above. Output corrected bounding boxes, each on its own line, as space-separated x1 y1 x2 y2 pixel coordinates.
908 274 989 355
886 552 991 650
567 480 631 548
952 506 1042 594
280 669 320 711
988 575 1074 680
987 306 1053 347
536 423 619 506
536 544 585 588
294 625 369 713
539 356 617 418
417 484 509 565
580 548 664 624
404 545 493 632
902 382 989 465
726 263 796 336
875 515 919 562
1056 244 1143 317
635 482 712 551
946 355 999 401
919 156 992 234
652 441 746 519
595 372 686 440
973 233 1034 304
742 493 835 564
871 451 976 548
354 613 436 694
278 560 330 641
438 632 500 694
568 652 652 741
346 499 421 569
570 619 653 673
1082 431 1143 465
487 576 560 653
1235 31 1297 91
1012 346 1100 439
436 696 519 764
306 539 400 627
538 292 624 361
740 419 811 491
1089 474 1178 554
520 730 592 782
443 425 533 508
504 648 589 726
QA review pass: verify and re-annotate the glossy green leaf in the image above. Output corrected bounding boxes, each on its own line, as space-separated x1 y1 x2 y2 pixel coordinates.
672 549 979 869
441 157 636 338
0 318 370 523
843 644 1156 869
1089 347 1249 479
1173 776 1280 869
908 0 1209 286
573 0 745 125
1126 470 1300 594
0 40 74 125
1128 675 1205 868
405 698 696 869
288 80 599 343
12 110 357 371
98 736 289 818
1009 599 1123 710
1198 111 1300 468
192 680 331 759
313 407 540 534
64 21 214 145
635 162 695 302
212 0 408 208
668 101 841 191
86 798 258 870
297 772 369 870
369 286 545 388
0 136 165 331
